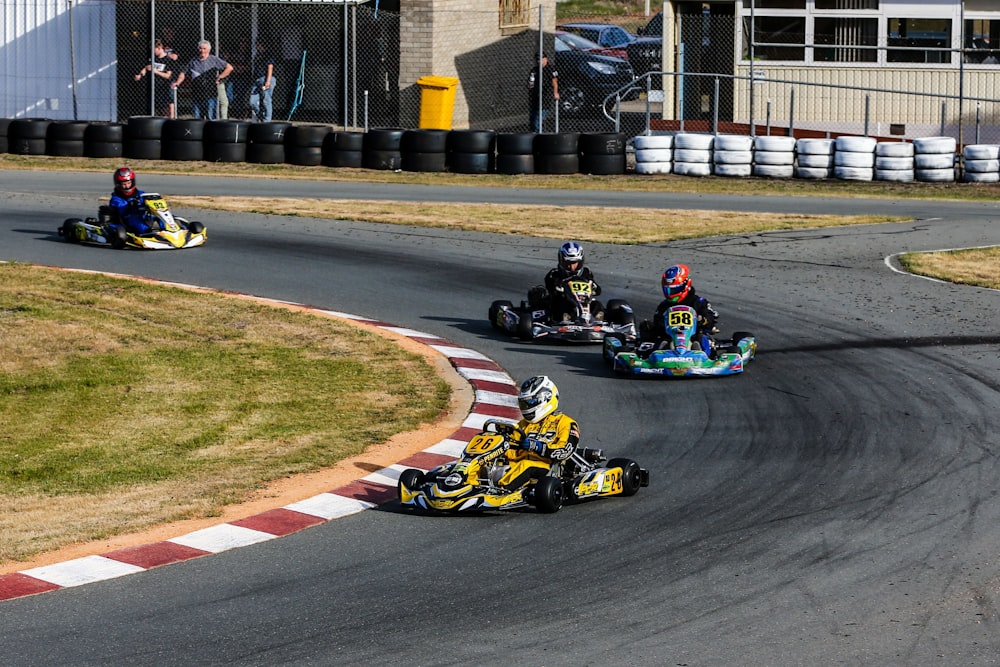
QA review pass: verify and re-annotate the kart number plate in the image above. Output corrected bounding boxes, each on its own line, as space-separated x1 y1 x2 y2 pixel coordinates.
567 280 593 296
147 198 168 210
668 309 694 328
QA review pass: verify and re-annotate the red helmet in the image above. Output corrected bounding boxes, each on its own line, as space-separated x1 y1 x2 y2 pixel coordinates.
114 167 136 197
661 264 692 303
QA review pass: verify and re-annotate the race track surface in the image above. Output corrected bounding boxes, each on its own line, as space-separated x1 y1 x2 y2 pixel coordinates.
2 172 1000 665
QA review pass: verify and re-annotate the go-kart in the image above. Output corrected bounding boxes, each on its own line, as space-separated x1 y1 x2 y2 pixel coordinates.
398 419 649 513
489 278 636 343
58 193 207 250
604 304 756 377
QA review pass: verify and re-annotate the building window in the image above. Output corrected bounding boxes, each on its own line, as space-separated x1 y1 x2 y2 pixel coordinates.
815 0 877 9
965 19 1000 64
742 15 806 61
814 17 877 62
499 0 530 30
887 18 951 64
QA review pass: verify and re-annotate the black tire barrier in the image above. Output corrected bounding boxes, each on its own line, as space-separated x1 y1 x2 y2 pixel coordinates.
402 151 447 173
205 142 247 163
248 122 290 145
205 120 250 144
161 140 204 161
84 123 123 143
579 153 626 175
448 129 496 155
8 119 51 154
363 128 404 152
84 140 123 159
534 132 579 156
47 121 89 142
362 149 402 171
46 139 86 157
325 131 364 152
125 116 166 141
578 132 626 156
497 132 535 155
322 149 363 168
401 129 448 153
535 152 579 175
495 153 535 175
247 142 285 164
448 151 493 175
286 145 323 167
124 139 161 160
162 118 206 142
285 125 330 166
0 118 10 153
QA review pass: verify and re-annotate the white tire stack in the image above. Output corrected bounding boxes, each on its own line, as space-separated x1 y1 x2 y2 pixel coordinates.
962 144 1000 183
794 138 834 179
672 133 714 177
752 135 795 178
712 134 753 178
874 142 915 183
913 136 957 182
833 135 876 181
633 135 674 175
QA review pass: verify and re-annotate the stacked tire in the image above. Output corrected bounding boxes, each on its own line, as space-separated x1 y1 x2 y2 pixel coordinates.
161 118 205 161
7 118 51 156
672 133 713 177
913 136 957 183
833 135 876 181
447 130 495 174
495 132 534 175
794 138 835 180
962 144 1000 183
578 132 626 175
712 134 753 178
362 128 404 170
322 131 364 168
0 118 9 153
534 133 579 175
285 125 330 166
632 134 673 175
84 123 123 158
874 141 914 183
247 122 290 165
753 135 796 178
400 129 448 172
124 116 165 160
46 121 89 157
204 120 249 163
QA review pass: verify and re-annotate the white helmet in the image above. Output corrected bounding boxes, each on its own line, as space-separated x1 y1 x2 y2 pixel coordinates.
558 241 585 275
518 375 559 423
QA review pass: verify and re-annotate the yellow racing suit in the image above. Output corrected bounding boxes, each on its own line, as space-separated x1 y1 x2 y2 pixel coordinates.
499 412 581 490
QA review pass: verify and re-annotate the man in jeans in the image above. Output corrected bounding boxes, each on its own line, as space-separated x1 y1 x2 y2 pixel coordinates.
173 40 232 119
249 40 277 122
527 51 558 132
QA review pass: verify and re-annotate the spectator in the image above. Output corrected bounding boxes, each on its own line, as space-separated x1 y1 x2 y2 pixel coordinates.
172 39 232 120
527 51 558 132
249 40 277 123
135 39 175 118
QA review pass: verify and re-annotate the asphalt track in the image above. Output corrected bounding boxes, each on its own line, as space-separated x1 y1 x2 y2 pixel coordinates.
2 171 1000 665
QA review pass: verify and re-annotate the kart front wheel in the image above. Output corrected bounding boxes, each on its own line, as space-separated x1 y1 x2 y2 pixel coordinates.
61 219 81 243
398 468 424 493
608 458 643 497
532 476 564 513
188 221 206 234
488 300 512 331
109 225 127 249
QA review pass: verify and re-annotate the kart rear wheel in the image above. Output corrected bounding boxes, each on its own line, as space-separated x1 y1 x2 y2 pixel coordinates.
532 476 564 513
489 300 512 331
187 221 206 234
398 468 425 497
608 458 643 497
109 225 127 250
61 219 81 243
605 299 635 326
516 310 534 341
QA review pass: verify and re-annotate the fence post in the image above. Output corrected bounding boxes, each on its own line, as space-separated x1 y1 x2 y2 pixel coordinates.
788 87 795 137
864 94 870 136
712 76 719 135
976 102 981 144
940 101 947 137
765 98 771 135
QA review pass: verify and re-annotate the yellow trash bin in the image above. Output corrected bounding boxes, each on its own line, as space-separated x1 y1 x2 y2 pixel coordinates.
417 75 459 130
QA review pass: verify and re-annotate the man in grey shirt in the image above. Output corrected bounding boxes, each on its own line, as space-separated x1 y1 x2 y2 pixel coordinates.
172 40 233 119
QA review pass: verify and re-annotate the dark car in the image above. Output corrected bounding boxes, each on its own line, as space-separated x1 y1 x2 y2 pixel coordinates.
628 12 663 88
557 22 637 58
554 32 637 116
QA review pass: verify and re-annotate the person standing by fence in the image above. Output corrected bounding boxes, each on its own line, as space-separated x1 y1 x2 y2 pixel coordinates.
528 51 558 133
249 40 277 123
135 39 175 118
172 40 232 120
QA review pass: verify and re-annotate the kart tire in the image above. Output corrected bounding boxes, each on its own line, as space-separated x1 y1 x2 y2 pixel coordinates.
247 142 285 165
124 139 161 160
532 476 564 513
286 145 324 166
397 468 425 497
447 152 493 175
401 129 449 153
205 142 247 163
61 219 81 243
401 151 447 173
579 154 626 175
362 150 402 171
608 458 643 497
363 128 405 152
516 310 534 341
109 225 127 250
495 154 534 175
187 221 206 234
496 132 535 155
323 150 363 169
325 131 365 152
489 300 513 331
46 139 85 157
447 130 496 154
605 299 634 326
578 132 626 156
248 122 291 145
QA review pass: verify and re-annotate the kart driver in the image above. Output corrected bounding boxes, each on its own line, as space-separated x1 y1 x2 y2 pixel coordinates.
531 241 603 323
642 264 719 355
108 167 153 235
502 375 581 490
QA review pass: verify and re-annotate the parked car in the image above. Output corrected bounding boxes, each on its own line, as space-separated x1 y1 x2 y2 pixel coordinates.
554 32 638 116
555 27 629 61
557 22 637 60
628 12 663 88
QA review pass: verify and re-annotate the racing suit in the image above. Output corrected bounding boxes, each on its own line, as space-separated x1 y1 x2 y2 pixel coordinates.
108 190 152 235
645 291 719 354
542 266 602 322
500 412 581 490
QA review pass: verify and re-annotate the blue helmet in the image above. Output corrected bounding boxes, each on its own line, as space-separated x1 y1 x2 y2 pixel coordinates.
558 241 585 275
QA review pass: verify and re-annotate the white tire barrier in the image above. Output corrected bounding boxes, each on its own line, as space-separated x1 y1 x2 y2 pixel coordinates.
876 141 914 158
713 134 753 151
835 151 876 168
835 135 877 153
755 150 795 166
963 158 1000 173
672 161 713 176
753 135 796 152
794 166 831 180
635 148 673 163
916 168 956 182
875 169 915 183
834 135 876 181
796 138 834 155
875 156 914 170
913 136 957 154
915 153 956 170
834 165 874 181
797 153 833 168
754 163 794 178
673 133 714 150
714 163 753 178
963 144 1000 161
633 134 674 150
912 135 956 183
673 148 712 163
963 171 1000 183
635 161 672 175
713 150 753 165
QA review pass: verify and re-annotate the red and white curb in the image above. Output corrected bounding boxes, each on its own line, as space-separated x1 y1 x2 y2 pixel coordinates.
0 298 518 602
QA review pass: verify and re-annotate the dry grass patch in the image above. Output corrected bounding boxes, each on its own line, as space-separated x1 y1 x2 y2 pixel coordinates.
898 246 1000 289
0 263 449 563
